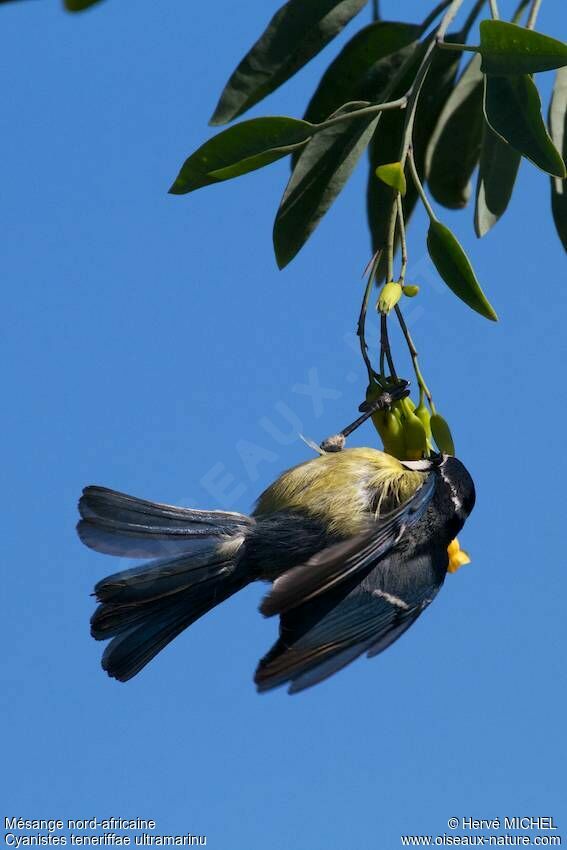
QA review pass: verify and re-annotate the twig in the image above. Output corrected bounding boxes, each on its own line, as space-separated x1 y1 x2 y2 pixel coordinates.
380 314 398 380
372 0 380 22
407 147 437 221
526 0 542 29
488 0 500 19
394 306 434 410
358 257 382 384
512 0 532 24
421 0 453 31
396 195 408 283
386 200 398 283
436 41 478 51
462 0 488 34
398 0 466 166
317 97 407 133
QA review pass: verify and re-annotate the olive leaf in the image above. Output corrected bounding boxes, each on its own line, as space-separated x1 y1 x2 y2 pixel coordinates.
479 21 567 76
549 68 567 251
273 103 379 269
300 21 422 125
425 54 484 209
367 43 423 279
427 220 498 321
64 0 103 8
474 122 521 237
210 0 368 126
367 35 463 281
64 0 100 7
169 118 314 194
484 74 566 178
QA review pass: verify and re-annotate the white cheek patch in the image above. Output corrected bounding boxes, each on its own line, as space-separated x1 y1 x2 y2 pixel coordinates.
372 588 410 610
440 467 465 519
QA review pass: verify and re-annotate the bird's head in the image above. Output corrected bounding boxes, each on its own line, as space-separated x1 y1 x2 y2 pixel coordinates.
402 453 476 534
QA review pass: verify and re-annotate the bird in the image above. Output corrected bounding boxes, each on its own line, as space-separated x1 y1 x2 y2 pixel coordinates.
77 440 475 693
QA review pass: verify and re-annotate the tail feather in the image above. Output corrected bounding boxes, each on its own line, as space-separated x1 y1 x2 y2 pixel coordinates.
100 577 243 681
88 537 248 680
78 486 252 557
93 548 235 605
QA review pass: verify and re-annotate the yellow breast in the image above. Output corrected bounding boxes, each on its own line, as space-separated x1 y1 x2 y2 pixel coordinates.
254 447 426 536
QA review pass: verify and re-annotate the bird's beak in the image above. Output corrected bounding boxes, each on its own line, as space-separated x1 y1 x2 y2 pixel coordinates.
400 453 445 471
400 458 434 471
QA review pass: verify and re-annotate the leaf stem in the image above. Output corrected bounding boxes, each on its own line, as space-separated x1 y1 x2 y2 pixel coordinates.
421 0 453 32
526 0 542 29
436 41 479 52
488 0 500 19
386 199 398 283
461 0 488 34
407 147 437 222
396 196 408 283
380 314 398 380
398 0 466 165
358 255 383 385
512 0 531 24
394 306 435 412
316 98 408 132
372 0 380 22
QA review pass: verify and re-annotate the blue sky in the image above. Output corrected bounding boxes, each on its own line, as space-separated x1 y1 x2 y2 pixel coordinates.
2 1 566 847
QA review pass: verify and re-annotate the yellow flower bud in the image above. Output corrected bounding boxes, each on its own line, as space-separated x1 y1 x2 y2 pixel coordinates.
401 409 428 460
402 284 420 297
377 282 402 315
430 413 455 455
415 402 432 439
375 161 407 196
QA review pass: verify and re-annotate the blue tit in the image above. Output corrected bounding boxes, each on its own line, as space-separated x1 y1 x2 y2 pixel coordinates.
77 444 475 693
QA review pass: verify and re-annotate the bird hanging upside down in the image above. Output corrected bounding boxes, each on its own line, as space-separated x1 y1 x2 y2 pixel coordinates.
77 431 475 693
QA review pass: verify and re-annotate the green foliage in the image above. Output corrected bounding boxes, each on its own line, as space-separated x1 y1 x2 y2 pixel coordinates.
366 38 426 278
475 123 521 237
427 220 497 322
549 68 567 251
479 20 567 76
210 0 368 125
425 54 484 209
9 0 565 460
273 104 379 269
300 21 422 126
64 0 104 9
484 73 566 178
169 118 314 194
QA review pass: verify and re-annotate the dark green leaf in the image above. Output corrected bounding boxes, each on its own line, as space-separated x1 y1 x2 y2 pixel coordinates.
64 0 103 8
484 74 566 178
366 39 431 278
301 21 421 125
549 68 567 251
169 117 314 195
274 103 379 268
210 0 368 126
427 220 497 321
367 124 416 282
479 20 567 76
475 121 521 237
425 54 484 209
367 35 462 281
